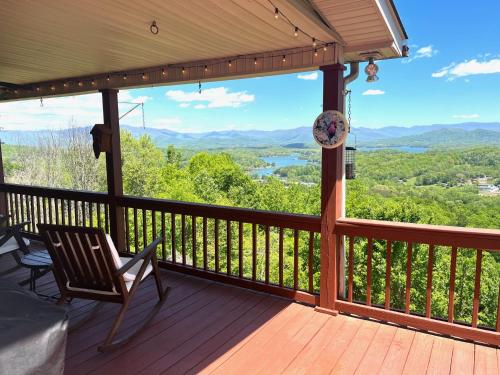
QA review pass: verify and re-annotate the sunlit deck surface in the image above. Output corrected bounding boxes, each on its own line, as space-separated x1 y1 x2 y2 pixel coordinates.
2 248 498 375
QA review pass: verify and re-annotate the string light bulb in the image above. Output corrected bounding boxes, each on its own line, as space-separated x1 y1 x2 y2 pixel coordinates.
294 27 299 37
14 89 18 95
106 75 110 82
63 82 68 88
228 60 232 67
314 49 318 57
123 74 127 80
204 65 208 72
142 72 146 80
323 45 327 52
78 81 83 87
161 68 166 76
36 87 40 92
254 58 257 65
274 8 279 19
91 79 96 86
182 67 185 74
282 55 286 63
312 38 317 47
50 85 56 91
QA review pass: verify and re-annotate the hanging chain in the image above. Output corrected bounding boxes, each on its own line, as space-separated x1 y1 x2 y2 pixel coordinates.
344 89 352 132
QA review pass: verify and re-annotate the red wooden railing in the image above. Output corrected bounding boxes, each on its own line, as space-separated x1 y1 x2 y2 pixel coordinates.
334 218 500 346
0 184 321 305
1 183 498 345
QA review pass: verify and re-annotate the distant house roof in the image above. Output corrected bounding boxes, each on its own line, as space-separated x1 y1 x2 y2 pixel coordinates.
0 0 407 101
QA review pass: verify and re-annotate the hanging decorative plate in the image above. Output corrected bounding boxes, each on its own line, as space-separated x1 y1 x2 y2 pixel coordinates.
312 110 349 148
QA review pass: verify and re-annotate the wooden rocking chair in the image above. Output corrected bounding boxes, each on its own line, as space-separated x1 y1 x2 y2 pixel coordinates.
38 224 170 352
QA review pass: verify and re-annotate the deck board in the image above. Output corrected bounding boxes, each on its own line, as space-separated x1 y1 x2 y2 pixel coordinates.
0 250 498 375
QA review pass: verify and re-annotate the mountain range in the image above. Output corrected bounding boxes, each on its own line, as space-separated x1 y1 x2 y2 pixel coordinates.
1 122 499 149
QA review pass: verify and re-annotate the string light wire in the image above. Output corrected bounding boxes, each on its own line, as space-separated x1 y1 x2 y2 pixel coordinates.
8 2 335 97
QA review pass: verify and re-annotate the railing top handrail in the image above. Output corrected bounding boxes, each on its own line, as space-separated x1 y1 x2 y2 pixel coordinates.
0 183 109 203
118 195 321 231
336 217 500 250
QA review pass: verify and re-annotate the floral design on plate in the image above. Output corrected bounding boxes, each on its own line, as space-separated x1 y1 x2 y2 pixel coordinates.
312 110 349 149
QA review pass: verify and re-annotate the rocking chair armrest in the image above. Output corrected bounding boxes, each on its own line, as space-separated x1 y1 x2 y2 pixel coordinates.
116 236 162 276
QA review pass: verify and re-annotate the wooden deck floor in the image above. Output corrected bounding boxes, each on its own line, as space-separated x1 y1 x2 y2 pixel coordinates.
1 250 498 375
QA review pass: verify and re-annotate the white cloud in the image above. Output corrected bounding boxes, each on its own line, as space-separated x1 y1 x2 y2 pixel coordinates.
0 91 152 130
403 45 438 63
165 87 254 108
452 114 480 119
194 104 206 109
432 58 500 80
148 117 182 129
297 72 318 80
178 103 190 108
362 89 385 96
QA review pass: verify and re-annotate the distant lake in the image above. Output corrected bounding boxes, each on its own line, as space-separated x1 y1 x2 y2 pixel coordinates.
357 146 428 153
253 154 307 177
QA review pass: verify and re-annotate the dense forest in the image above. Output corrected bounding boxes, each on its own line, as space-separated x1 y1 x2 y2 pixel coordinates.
3 129 499 327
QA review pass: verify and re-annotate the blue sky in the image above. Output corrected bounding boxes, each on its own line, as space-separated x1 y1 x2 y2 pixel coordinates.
1 0 499 132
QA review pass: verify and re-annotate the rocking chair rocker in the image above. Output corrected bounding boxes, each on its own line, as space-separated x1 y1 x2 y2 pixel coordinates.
38 224 170 352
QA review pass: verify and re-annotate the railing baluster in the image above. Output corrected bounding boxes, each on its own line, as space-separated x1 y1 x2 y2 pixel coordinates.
252 223 257 281
73 200 78 226
238 221 243 278
265 225 270 284
385 240 392 309
192 216 197 268
30 195 35 232
142 209 147 247
67 200 72 226
202 217 207 270
214 219 219 272
426 244 435 318
15 194 20 224
348 236 354 302
171 213 176 263
471 249 483 328
82 201 87 227
448 246 457 322
124 207 130 253
96 202 101 229
278 227 284 287
226 220 231 275
161 212 166 261
36 196 41 230
48 198 53 224
104 204 110 233
89 202 93 227
405 242 413 314
55 199 60 225
6 193 12 224
496 284 500 332
293 229 299 290
366 237 373 306
181 214 186 265
133 208 138 253
308 231 313 293
152 210 157 241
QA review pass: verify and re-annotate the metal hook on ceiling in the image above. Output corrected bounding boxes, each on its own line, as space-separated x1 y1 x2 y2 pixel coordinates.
150 21 159 35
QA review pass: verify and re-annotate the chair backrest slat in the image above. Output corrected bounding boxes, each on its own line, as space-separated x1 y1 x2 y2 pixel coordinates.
39 224 126 299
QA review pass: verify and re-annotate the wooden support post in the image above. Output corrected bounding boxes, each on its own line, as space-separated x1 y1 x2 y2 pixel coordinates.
101 89 126 251
0 141 8 217
316 64 346 315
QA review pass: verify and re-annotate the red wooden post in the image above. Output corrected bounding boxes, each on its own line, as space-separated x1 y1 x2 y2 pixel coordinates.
101 89 126 251
0 141 8 217
316 64 346 315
